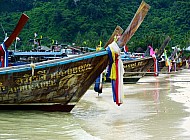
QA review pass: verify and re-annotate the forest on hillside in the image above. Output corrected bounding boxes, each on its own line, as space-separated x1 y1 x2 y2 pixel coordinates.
0 0 190 54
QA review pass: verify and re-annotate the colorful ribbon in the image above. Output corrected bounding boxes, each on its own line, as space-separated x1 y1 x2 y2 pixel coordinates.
106 41 124 106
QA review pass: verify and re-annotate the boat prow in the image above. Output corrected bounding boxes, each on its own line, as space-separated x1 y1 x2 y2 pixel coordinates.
0 51 109 112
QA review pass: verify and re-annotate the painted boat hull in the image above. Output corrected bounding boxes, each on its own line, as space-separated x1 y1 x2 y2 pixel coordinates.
129 36 171 77
0 51 109 112
123 57 154 77
105 57 153 84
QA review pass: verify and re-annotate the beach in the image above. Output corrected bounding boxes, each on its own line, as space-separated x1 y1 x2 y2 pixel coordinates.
168 69 190 137
0 69 190 140
72 69 190 140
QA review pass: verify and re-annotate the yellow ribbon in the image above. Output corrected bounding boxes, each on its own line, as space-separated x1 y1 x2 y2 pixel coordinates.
109 46 116 80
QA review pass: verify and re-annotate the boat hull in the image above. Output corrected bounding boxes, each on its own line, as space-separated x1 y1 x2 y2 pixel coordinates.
0 51 109 112
105 57 153 84
123 57 154 77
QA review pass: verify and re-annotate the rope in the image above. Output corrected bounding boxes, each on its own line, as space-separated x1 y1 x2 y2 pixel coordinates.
30 62 36 76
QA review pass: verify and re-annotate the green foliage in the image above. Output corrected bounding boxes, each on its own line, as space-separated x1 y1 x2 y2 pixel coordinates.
0 0 190 53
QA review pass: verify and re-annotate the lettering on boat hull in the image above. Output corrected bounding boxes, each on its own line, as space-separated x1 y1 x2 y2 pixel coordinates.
0 55 109 111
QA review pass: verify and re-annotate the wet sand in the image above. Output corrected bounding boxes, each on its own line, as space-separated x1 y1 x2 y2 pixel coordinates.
72 69 190 140
168 69 190 137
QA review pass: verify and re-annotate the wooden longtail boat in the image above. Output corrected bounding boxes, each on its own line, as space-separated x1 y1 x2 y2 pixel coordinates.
0 14 109 112
123 57 154 77
150 46 177 74
149 46 182 74
0 1 150 112
104 1 167 83
123 36 171 79
119 0 170 79
171 50 186 71
0 51 109 111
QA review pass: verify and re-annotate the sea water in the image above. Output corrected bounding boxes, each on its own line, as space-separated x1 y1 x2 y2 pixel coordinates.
0 69 190 140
